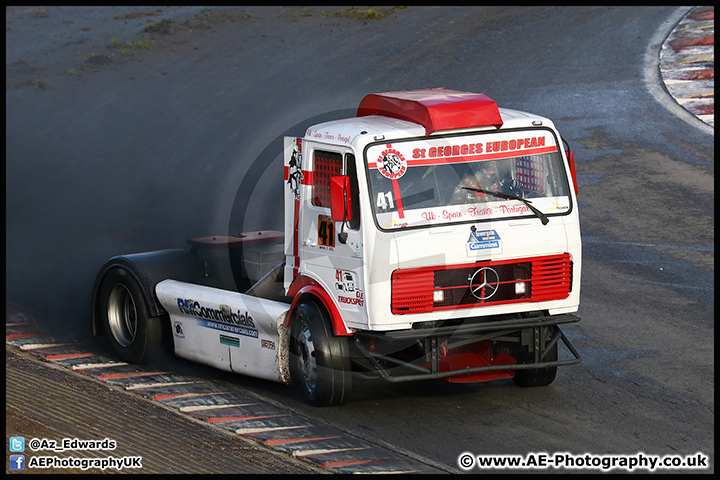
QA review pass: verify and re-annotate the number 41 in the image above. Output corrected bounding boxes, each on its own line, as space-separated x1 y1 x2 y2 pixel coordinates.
318 218 335 247
376 191 395 210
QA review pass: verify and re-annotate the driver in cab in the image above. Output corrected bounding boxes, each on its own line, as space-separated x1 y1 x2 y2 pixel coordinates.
451 161 524 204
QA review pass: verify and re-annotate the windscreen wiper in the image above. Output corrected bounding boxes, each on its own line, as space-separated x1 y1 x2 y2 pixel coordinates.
462 187 549 225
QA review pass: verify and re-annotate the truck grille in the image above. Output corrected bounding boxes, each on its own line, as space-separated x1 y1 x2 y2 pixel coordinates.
391 254 572 314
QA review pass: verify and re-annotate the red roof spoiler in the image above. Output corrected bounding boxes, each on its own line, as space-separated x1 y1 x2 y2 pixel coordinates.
357 88 503 136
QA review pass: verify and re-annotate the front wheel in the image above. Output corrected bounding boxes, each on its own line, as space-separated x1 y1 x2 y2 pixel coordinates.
97 267 163 364
290 302 352 406
512 338 558 388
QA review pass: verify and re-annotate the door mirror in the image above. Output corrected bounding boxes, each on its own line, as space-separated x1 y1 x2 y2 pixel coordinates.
330 176 352 222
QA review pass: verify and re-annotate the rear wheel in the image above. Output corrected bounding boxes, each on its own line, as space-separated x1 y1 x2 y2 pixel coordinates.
512 338 558 387
290 302 352 406
98 268 163 364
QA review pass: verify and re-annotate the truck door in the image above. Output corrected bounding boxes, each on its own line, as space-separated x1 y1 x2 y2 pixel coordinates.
299 146 365 318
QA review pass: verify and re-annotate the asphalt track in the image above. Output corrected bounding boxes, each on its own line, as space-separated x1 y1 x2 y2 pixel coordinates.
6 6 714 475
6 338 323 475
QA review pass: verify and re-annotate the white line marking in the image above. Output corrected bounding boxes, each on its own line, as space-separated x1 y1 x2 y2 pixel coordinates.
235 425 310 435
72 362 129 369
126 381 196 390
293 447 370 457
180 403 257 412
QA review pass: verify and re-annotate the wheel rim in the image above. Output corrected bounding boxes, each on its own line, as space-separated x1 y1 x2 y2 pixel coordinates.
296 318 318 394
106 284 137 347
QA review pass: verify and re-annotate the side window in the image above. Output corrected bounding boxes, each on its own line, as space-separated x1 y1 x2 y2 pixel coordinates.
312 150 343 208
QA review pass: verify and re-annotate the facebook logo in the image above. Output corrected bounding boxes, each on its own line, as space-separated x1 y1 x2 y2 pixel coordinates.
10 436 25 452
10 454 25 470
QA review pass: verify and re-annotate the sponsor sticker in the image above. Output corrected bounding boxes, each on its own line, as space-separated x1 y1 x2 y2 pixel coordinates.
467 229 502 256
377 146 408 180
334 269 365 307
173 321 184 338
219 334 240 347
203 320 258 339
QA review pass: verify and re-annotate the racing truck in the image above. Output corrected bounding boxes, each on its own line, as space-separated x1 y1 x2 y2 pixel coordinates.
92 88 582 406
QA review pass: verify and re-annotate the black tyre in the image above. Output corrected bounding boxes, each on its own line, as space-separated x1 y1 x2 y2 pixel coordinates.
512 339 558 387
98 267 163 364
290 302 352 406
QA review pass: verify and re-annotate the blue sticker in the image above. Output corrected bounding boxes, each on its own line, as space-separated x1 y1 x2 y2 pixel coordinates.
467 229 502 255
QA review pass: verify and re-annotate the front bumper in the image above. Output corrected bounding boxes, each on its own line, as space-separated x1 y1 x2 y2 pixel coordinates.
353 313 581 383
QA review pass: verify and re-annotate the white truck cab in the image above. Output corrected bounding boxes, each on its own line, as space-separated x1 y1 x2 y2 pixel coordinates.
93 89 582 406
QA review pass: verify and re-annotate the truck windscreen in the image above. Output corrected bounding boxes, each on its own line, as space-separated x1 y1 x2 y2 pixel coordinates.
365 129 570 230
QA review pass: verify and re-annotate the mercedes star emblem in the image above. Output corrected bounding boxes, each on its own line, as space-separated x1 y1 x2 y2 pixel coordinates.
469 267 500 300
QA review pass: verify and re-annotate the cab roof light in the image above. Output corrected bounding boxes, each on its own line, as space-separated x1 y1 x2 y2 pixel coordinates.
357 88 503 136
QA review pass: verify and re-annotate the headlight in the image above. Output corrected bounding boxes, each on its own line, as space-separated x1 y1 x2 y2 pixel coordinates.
433 289 444 303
